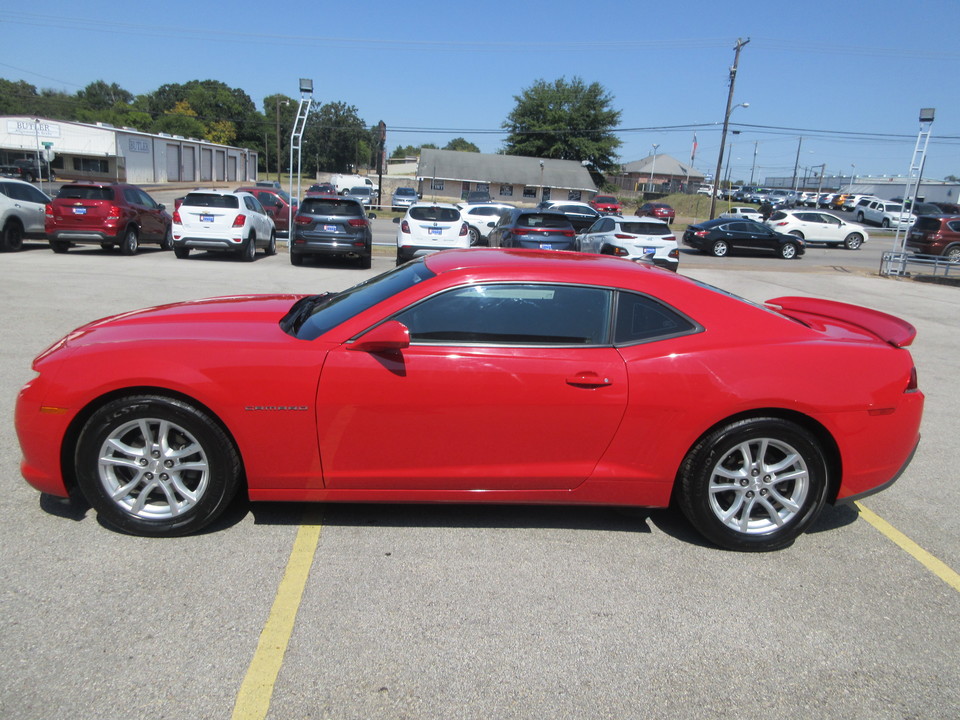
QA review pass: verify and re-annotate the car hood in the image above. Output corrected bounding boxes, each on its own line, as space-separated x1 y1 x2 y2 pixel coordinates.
41 295 303 357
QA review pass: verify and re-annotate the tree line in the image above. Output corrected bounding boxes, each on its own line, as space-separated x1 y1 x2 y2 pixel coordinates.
1 76 622 176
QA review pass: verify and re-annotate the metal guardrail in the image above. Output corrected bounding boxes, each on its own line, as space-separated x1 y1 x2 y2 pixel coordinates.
881 251 960 278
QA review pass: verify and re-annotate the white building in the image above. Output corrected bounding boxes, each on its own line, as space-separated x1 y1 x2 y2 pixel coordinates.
1 116 259 185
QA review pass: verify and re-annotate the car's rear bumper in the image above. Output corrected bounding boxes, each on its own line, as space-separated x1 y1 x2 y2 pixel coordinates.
47 229 123 244
291 237 370 257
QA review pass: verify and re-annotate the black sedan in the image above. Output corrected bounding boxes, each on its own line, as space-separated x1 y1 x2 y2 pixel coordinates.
488 209 577 251
682 218 805 259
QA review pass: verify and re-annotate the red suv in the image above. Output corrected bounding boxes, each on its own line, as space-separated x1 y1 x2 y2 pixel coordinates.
906 215 960 262
589 194 622 215
235 186 297 235
45 182 172 255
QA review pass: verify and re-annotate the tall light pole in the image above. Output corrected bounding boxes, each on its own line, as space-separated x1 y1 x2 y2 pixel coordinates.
849 164 856 192
749 141 758 186
276 97 290 183
710 37 750 219
648 144 659 193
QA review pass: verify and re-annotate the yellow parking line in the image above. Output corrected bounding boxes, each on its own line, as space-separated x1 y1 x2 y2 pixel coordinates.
856 502 960 593
232 507 325 720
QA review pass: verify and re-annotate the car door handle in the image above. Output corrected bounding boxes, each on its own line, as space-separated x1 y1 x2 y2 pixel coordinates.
566 372 613 388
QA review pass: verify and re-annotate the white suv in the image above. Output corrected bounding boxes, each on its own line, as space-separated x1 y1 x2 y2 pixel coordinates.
172 190 277 261
855 199 916 229
395 203 469 265
0 178 50 251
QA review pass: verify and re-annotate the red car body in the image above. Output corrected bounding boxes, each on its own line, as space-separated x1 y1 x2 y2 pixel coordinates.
589 194 622 215
637 202 676 224
234 186 297 234
16 250 923 549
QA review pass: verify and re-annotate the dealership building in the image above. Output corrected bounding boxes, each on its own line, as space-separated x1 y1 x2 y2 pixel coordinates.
1 116 259 185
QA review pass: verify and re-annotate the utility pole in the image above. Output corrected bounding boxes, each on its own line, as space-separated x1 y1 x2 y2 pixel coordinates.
791 137 802 192
710 37 750 219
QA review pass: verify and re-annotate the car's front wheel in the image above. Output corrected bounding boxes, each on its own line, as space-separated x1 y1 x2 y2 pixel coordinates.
75 395 242 537
844 232 864 250
677 417 829 551
711 239 729 257
780 242 800 259
2 219 24 252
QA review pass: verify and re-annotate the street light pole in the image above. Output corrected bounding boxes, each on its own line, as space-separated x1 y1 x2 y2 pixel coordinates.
710 37 750 219
275 97 289 183
648 144 659 193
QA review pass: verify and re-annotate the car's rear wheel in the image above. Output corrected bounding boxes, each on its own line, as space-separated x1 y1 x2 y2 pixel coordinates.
358 250 372 269
290 251 304 266
882 218 890 229
780 242 799 259
51 240 69 253
100 243 115 251
677 417 828 551
711 240 729 257
856 212 865 223
788 230 804 239
161 225 173 251
75 395 242 537
844 232 864 250
120 227 139 256
2 219 24 252
174 246 190 259
240 233 256 262
468 226 481 246
945 246 960 262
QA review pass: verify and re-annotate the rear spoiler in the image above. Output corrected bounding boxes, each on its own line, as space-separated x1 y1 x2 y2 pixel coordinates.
765 296 917 348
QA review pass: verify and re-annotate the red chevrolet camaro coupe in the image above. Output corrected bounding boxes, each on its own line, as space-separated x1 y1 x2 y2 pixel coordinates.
15 249 923 551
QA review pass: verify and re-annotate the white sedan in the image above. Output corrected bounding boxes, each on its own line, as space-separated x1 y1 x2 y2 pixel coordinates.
718 206 762 221
172 189 277 261
456 202 515 245
765 209 868 250
576 215 679 271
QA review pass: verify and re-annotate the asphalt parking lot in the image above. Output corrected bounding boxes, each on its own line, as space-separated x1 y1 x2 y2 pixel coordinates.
1 242 958 719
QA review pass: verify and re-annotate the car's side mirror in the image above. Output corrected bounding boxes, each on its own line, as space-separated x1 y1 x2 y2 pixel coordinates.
393 217 400 224
349 321 410 352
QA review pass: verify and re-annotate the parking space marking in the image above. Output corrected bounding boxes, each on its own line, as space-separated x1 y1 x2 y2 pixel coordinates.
232 507 325 720
857 502 960 593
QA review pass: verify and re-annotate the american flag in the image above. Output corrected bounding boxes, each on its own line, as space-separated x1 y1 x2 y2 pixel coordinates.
690 133 698 166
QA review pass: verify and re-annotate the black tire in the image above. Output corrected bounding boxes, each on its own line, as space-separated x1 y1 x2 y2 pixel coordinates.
2 219 24 252
358 251 372 269
51 240 69 253
843 233 863 250
24 171 35 183
100 243 115 251
239 233 256 262
677 417 829 551
161 225 173 251
945 246 960 263
290 251 304 266
779 242 799 259
711 239 729 257
74 395 242 537
468 226 481 246
120 226 139 256
856 212 865 223
266 231 277 256
174 246 191 259
881 218 890 229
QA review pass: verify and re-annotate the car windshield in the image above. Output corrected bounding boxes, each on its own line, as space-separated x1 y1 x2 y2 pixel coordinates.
595 196 616 203
183 193 239 208
410 206 459 222
299 198 361 216
58 186 113 200
349 187 371 195
618 221 672 236
288 260 435 340
395 188 417 197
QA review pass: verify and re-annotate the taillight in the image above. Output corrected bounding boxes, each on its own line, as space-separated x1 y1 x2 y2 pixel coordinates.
232 214 246 228
614 233 634 239
45 203 53 218
459 222 468 236
694 230 709 237
294 214 312 225
513 228 531 235
107 205 122 220
774 221 788 227
400 220 410 233
172 210 181 225
560 229 575 237
907 366 918 392
348 218 368 227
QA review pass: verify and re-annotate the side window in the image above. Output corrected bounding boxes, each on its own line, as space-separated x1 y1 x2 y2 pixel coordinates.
394 284 612 346
123 188 142 206
614 292 698 345
137 190 158 209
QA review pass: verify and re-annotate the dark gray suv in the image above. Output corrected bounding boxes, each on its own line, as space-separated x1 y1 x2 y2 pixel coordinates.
289 196 372 268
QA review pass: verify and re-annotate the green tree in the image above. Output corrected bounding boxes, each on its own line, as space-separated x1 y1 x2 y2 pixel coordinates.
391 143 437 159
444 137 480 152
501 76 621 173
0 79 40 115
140 80 259 146
302 101 368 174
77 80 133 111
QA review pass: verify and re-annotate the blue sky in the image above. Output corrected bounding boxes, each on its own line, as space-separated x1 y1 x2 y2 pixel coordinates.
3 0 958 183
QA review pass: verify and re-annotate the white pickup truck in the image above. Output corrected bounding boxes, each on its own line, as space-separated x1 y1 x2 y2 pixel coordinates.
331 173 378 197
